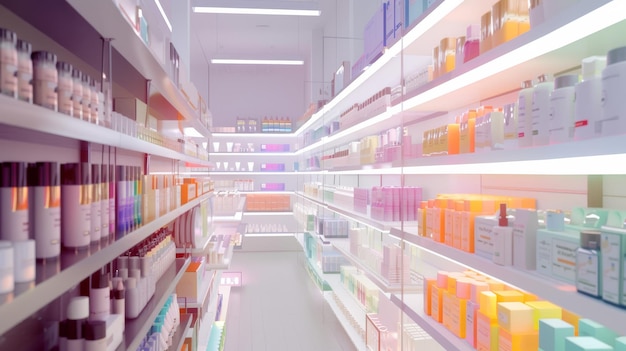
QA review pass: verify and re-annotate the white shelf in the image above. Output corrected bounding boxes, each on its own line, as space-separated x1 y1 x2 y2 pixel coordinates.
178 270 216 309
213 197 246 222
391 226 626 335
206 241 234 270
325 275 367 332
210 152 294 157
0 95 209 166
390 294 473 351
65 0 209 135
211 133 295 139
243 211 293 216
324 290 367 351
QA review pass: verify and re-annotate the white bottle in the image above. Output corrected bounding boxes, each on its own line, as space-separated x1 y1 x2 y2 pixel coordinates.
574 56 606 140
83 320 107 351
0 241 14 293
549 74 579 144
492 204 513 266
89 270 110 321
600 46 626 136
61 163 91 249
90 164 102 244
28 162 61 259
531 74 554 146
517 80 534 147
0 162 29 242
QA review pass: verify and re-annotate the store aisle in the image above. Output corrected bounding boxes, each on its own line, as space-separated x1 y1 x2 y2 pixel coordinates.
223 251 356 351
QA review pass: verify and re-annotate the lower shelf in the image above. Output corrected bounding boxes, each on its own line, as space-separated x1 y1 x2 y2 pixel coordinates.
324 290 367 351
168 313 192 351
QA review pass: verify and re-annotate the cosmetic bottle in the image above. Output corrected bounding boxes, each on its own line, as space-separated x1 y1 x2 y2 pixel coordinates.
0 162 29 242
81 73 91 122
13 239 35 283
0 28 18 98
100 165 109 241
89 269 110 321
136 166 143 229
574 56 606 140
83 320 106 351
0 241 14 293
71 68 83 119
116 165 127 239
61 163 91 250
28 162 61 259
16 39 33 103
125 276 140 318
531 74 553 146
576 230 602 298
502 103 518 149
549 74 578 144
66 296 89 351
90 78 99 124
31 51 58 111
111 278 125 318
58 319 68 351
108 165 115 242
91 164 102 244
492 203 513 266
600 46 626 136
517 80 534 147
56 61 73 116
455 36 466 69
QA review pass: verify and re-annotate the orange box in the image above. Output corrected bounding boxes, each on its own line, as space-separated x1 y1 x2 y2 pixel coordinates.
431 285 444 323
476 311 499 351
494 290 524 303
424 278 436 316
498 327 538 351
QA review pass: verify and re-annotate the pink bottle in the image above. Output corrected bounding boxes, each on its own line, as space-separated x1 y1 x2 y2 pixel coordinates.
464 24 481 63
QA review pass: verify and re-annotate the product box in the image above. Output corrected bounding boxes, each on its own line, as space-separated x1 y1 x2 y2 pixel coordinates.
512 208 538 270
476 311 499 351
536 228 580 283
564 337 614 351
176 257 206 302
526 301 561 330
405 0 425 28
474 215 498 260
364 4 385 64
600 226 626 305
578 319 618 347
539 319 575 351
498 327 538 351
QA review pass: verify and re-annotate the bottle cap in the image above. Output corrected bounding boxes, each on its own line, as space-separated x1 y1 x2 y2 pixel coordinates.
65 319 83 340
83 320 106 341
113 279 125 299
581 56 607 81
521 80 533 89
1 162 27 188
0 28 16 43
91 270 109 289
67 296 89 320
71 67 82 80
16 39 31 54
56 61 73 74
28 162 60 187
607 46 626 66
554 74 579 89
31 51 57 64
61 163 91 186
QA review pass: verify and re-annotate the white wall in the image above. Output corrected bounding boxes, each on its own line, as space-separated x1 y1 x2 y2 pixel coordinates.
208 65 306 127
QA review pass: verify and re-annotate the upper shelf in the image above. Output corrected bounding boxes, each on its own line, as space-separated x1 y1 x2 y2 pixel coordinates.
391 226 626 336
0 95 209 166
295 0 626 138
65 0 209 136
0 193 211 336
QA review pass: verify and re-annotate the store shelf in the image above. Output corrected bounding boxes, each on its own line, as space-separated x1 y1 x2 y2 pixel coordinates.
216 285 231 322
243 211 293 216
176 233 214 256
210 152 294 156
390 294 473 351
0 192 211 336
124 257 191 351
392 226 626 335
178 270 216 310
211 133 295 139
325 275 367 332
205 242 234 270
0 95 209 166
65 0 209 134
324 290 367 351
213 197 246 222
168 313 192 351
210 171 299 176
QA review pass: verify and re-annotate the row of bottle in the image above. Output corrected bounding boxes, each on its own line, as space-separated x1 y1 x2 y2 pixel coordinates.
134 295 181 351
0 27 111 126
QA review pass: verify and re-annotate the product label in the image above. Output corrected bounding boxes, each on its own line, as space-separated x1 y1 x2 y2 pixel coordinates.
498 331 513 351
33 187 61 258
474 218 495 259
0 188 29 241
551 238 577 282
576 249 600 296
17 58 32 102
0 49 18 95
476 317 493 351
602 233 621 304
517 93 529 138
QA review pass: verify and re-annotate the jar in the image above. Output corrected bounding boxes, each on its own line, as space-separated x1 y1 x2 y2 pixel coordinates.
81 73 91 121
600 46 626 137
56 61 73 116
31 51 58 110
16 39 32 103
0 28 18 97
89 78 99 124
71 68 83 119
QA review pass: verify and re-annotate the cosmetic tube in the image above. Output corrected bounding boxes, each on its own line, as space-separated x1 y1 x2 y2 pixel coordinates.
0 241 14 293
28 162 61 259
66 296 89 351
61 163 91 249
89 270 110 321
115 166 127 239
13 239 35 282
0 162 29 242
83 320 106 351
90 164 102 244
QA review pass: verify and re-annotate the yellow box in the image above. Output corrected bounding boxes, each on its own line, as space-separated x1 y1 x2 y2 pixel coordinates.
497 302 534 333
498 327 538 351
477 311 499 351
494 290 524 303
480 291 498 319
443 290 454 330
431 284 444 323
562 309 580 335
444 292 467 338
525 301 562 330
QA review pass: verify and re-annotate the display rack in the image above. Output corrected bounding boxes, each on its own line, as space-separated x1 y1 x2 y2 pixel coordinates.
122 258 191 351
168 313 192 351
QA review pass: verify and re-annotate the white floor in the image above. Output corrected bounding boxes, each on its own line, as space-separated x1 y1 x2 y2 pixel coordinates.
223 251 357 351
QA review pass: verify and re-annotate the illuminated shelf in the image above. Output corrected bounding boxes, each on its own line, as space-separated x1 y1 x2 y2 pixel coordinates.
65 0 210 135
211 133 295 138
0 95 210 166
390 294 473 351
0 192 211 336
391 226 626 335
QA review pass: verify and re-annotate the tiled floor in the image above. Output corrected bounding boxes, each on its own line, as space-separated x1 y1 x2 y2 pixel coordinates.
223 251 356 351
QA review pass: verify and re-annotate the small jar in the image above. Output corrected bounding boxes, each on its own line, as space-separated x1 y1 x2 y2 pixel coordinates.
81 73 91 121
71 68 82 119
89 77 99 124
56 61 73 116
16 39 32 103
0 28 18 97
31 51 58 110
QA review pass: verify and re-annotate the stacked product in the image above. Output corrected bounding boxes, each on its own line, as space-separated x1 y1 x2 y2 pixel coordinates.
370 186 422 222
340 265 380 313
135 295 181 351
315 217 350 238
213 192 242 216
245 193 290 212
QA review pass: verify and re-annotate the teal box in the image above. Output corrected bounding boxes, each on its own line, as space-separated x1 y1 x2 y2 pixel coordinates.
536 228 580 283
540 319 575 351
600 227 626 305
578 319 618 347
565 336 613 351
615 337 626 351
404 0 424 28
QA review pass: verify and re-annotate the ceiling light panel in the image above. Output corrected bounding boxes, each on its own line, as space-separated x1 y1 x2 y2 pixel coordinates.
192 0 321 16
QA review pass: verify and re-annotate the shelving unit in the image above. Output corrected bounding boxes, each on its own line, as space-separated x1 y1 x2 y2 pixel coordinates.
324 275 367 349
123 258 191 351
168 313 192 351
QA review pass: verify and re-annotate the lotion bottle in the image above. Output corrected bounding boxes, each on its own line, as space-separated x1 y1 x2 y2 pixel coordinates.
531 74 554 147
492 203 514 266
549 74 579 144
61 163 91 250
89 269 110 321
574 56 606 140
0 162 29 242
27 162 61 259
